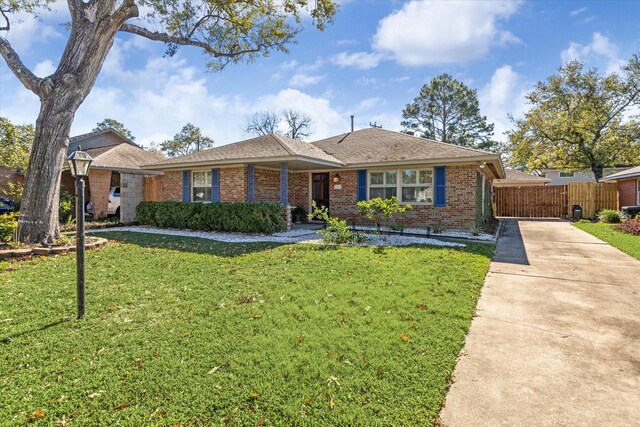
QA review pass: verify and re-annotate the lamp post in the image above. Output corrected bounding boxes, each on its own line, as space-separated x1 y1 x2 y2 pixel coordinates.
66 149 93 319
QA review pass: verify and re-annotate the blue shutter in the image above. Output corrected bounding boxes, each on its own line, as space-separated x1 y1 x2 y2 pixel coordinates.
211 168 220 203
357 169 367 201
182 170 190 202
434 166 446 207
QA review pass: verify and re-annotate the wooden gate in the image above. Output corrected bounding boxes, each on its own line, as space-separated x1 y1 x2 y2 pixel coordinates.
495 186 568 218
567 182 617 219
143 175 163 201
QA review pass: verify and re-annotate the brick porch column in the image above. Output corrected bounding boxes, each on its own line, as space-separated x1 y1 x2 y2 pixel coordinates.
88 169 112 219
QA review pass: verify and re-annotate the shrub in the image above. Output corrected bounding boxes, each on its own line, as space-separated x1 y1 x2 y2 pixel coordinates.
0 213 18 243
59 188 74 224
291 206 308 224
616 218 640 236
357 197 412 231
597 209 623 224
136 201 286 234
309 201 363 244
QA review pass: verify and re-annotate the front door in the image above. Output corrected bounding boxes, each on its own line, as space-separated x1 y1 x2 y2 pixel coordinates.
312 173 330 213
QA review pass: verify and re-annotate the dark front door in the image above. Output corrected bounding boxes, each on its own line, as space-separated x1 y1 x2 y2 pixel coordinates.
312 173 330 213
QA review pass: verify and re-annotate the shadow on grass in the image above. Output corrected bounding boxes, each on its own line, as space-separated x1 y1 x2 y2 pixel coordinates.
98 231 495 260
2 318 70 344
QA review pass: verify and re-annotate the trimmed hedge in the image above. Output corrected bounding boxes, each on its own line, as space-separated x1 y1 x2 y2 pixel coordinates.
136 201 286 234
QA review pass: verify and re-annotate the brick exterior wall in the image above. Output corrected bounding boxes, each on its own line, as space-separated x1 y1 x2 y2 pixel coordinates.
290 172 309 209
88 169 112 218
163 170 183 202
618 178 638 207
328 165 479 231
255 167 280 202
220 166 247 202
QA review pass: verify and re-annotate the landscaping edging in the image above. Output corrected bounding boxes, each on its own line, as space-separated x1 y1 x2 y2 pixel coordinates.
0 237 109 260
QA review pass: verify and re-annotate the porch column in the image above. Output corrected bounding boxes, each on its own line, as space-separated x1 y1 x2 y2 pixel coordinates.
280 162 289 204
247 164 256 202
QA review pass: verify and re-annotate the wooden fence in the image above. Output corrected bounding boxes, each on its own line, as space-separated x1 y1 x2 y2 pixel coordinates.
567 182 617 219
495 182 618 219
143 175 163 201
495 186 568 218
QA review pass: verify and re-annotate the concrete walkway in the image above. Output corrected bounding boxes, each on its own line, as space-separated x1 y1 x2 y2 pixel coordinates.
440 220 640 426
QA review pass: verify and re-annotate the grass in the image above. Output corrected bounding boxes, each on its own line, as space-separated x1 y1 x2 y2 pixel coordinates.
573 221 640 260
0 233 493 426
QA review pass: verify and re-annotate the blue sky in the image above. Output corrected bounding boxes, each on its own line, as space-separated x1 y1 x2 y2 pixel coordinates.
1 0 639 149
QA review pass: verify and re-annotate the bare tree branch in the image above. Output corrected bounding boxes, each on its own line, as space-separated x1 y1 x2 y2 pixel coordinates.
0 8 10 31
0 37 46 96
119 23 262 58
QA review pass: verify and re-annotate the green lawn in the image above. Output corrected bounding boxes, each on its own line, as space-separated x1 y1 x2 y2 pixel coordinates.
574 222 640 260
0 233 493 426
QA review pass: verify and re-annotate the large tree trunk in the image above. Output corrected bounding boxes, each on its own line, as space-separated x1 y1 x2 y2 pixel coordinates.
592 165 604 181
16 2 137 244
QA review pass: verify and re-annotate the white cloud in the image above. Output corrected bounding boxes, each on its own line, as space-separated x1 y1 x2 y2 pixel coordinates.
373 0 521 66
561 32 625 74
33 59 57 77
358 97 382 110
3 4 67 53
332 51 382 70
570 7 588 16
478 65 529 143
289 73 325 87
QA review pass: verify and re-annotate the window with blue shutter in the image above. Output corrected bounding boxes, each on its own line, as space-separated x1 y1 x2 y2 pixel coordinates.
434 166 446 207
357 169 367 201
211 168 220 203
182 170 190 202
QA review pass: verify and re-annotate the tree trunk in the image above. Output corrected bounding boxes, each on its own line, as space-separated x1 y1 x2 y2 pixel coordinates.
17 94 76 244
592 165 604 181
16 3 136 244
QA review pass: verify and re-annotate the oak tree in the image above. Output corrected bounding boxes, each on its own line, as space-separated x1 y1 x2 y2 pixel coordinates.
401 73 496 150
244 109 312 140
0 116 33 171
508 58 640 179
0 0 336 244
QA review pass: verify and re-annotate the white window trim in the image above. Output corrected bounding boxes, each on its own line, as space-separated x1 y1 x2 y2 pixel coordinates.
367 168 434 205
191 170 212 203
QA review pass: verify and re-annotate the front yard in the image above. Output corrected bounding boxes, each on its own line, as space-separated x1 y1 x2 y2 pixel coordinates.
573 222 640 260
0 233 492 426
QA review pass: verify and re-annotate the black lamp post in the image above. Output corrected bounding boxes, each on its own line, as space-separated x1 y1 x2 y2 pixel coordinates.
66 149 93 319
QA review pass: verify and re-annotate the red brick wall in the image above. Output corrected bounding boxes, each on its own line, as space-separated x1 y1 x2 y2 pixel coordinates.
221 166 247 202
328 165 478 231
255 168 280 202
290 172 309 209
163 170 183 202
0 166 24 198
618 178 638 207
88 169 112 218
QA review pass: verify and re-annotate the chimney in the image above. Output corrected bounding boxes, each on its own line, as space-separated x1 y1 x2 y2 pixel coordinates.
350 115 354 132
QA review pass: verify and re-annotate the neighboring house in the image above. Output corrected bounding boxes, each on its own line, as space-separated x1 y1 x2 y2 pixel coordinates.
144 128 505 231
494 168 551 187
543 167 630 185
601 166 640 208
62 129 165 221
0 166 24 198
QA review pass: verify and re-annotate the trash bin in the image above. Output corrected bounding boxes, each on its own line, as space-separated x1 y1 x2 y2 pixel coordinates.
572 205 582 220
621 206 640 219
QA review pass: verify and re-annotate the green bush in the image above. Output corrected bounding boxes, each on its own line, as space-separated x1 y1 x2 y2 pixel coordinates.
0 213 18 243
597 209 623 224
309 201 363 244
59 188 74 224
136 201 286 234
356 196 412 231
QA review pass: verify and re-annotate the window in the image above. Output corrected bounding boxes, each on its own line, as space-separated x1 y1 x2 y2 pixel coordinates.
192 171 212 202
369 170 397 199
113 187 120 197
559 171 574 178
401 169 433 203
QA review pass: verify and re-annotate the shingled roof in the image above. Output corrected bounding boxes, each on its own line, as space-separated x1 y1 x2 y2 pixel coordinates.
494 168 551 186
84 143 165 172
146 133 343 168
601 165 640 181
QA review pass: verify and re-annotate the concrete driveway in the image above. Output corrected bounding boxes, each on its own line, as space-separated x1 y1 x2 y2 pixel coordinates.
440 220 640 426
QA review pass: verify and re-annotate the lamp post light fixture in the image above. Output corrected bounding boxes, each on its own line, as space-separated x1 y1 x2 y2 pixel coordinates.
66 148 93 319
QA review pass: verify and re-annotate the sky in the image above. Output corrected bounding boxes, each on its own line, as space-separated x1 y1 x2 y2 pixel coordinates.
1 0 640 150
